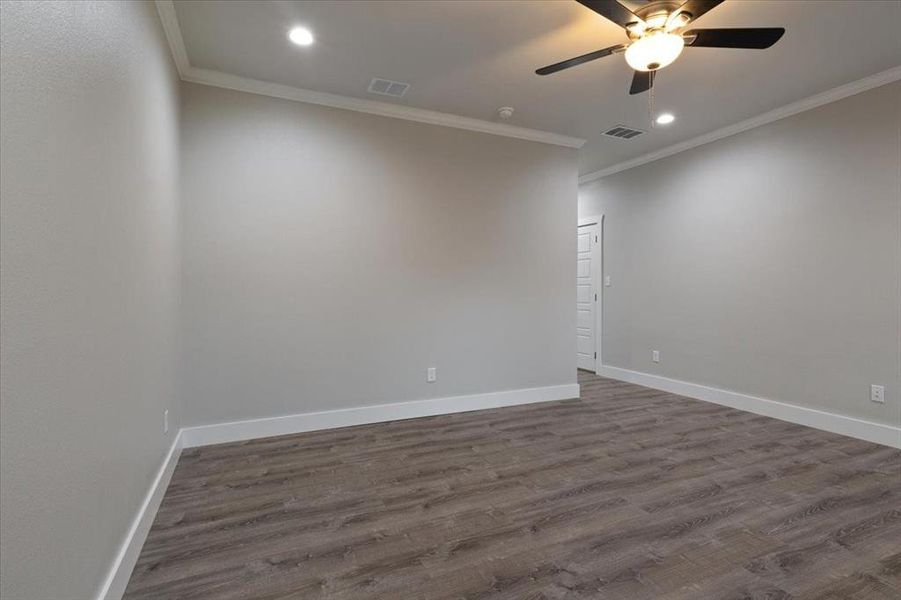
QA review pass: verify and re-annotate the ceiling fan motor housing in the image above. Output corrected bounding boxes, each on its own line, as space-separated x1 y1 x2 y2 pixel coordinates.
631 1 685 23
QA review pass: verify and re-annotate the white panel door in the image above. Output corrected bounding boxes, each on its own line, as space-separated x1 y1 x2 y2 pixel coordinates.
577 223 597 371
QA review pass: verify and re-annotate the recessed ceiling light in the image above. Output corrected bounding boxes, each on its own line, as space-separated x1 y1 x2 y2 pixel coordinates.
656 113 675 125
288 26 314 47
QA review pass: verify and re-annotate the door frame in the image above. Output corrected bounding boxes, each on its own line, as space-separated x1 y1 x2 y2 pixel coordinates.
578 215 603 372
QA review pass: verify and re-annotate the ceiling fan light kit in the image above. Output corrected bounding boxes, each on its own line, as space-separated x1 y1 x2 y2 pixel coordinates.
624 31 684 71
536 1 785 96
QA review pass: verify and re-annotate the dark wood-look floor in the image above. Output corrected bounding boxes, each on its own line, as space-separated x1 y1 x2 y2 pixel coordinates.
124 372 901 599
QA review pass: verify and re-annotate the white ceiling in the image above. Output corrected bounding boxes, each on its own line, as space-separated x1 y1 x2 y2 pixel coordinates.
172 0 901 176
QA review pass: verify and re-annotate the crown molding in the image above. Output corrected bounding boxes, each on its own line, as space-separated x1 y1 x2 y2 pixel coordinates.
579 65 901 184
181 67 586 148
154 0 190 77
153 1 585 149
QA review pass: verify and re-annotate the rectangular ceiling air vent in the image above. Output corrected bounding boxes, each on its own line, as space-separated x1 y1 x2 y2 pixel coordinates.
602 125 646 140
367 78 410 98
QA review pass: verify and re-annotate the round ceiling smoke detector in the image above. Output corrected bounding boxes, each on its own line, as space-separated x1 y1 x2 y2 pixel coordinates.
497 107 514 121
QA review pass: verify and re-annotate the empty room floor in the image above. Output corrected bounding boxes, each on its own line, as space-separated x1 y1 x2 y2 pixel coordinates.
124 372 901 599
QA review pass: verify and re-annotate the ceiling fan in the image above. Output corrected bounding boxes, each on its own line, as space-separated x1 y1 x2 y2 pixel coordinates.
536 0 785 95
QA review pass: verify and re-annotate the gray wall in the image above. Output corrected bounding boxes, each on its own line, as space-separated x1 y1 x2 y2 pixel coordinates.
179 82 577 426
580 82 901 426
0 2 181 598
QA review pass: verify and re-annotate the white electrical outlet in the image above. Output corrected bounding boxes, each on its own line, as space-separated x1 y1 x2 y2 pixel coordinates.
652 350 660 363
163 409 169 434
427 367 436 383
870 384 885 404
604 275 611 287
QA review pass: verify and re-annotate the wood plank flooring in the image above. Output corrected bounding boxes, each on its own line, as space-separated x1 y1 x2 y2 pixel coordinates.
124 372 901 599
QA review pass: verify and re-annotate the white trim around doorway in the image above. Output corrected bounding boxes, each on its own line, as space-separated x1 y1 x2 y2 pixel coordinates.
578 215 603 373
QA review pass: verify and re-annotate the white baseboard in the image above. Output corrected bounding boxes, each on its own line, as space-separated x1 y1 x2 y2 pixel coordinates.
92 384 577 597
96 431 183 600
181 383 581 448
598 365 901 449
90 374 896 600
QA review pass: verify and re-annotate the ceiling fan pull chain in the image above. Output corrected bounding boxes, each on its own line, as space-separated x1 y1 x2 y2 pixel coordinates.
648 73 655 128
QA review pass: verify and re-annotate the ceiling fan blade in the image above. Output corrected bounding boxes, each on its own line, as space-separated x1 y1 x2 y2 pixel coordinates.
673 0 725 24
684 28 785 49
576 1 644 29
536 44 625 75
629 70 655 95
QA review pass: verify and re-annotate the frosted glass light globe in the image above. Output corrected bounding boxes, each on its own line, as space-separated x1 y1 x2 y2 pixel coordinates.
625 32 685 71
